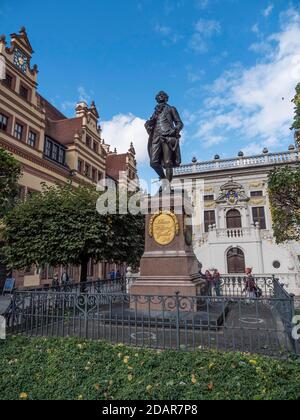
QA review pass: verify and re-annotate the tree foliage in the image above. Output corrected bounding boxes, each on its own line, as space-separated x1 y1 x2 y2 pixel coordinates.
268 166 300 243
291 83 300 130
291 82 300 147
0 148 21 219
3 184 144 282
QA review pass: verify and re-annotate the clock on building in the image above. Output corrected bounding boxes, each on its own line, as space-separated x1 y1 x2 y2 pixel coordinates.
13 48 28 73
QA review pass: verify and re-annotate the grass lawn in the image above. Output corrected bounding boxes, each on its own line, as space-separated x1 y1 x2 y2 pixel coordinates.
0 335 300 401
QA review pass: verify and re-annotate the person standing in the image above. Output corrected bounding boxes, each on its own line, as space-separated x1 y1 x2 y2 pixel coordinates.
205 270 214 296
52 271 59 288
243 268 257 299
61 269 69 285
213 269 222 297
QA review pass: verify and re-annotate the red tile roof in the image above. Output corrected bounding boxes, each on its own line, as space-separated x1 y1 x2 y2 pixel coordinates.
106 153 128 181
38 94 67 121
45 117 82 145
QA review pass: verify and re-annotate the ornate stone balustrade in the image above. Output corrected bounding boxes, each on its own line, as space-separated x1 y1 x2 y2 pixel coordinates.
205 226 262 243
174 149 299 176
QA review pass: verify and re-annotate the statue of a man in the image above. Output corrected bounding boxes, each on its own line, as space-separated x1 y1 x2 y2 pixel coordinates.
145 91 184 187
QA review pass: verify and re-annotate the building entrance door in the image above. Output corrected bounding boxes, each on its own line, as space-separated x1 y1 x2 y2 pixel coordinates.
227 248 245 274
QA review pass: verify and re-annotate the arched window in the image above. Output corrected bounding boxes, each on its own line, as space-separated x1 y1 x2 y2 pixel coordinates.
227 247 246 274
226 209 242 229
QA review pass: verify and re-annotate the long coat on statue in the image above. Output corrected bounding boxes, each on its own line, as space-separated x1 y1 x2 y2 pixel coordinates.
145 103 183 169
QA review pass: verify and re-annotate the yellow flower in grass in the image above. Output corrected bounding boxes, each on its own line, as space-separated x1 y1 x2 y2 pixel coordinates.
146 385 153 393
191 374 197 384
249 360 258 366
123 356 130 364
19 392 28 400
77 395 83 400
128 374 133 381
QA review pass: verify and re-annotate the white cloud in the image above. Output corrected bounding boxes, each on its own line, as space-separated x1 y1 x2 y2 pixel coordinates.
101 114 148 163
154 23 171 36
189 7 300 154
61 86 94 112
189 19 221 53
194 0 212 10
78 86 92 103
263 4 274 18
251 23 260 35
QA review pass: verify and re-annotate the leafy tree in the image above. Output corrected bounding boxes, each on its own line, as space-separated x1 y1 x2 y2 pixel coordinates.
0 148 21 219
291 82 300 147
268 167 300 243
3 184 144 283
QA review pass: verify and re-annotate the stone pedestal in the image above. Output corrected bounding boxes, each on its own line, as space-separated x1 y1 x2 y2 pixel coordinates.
130 193 205 311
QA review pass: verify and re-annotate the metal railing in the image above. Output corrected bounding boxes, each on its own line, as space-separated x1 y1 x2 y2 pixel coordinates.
4 276 298 356
20 277 129 295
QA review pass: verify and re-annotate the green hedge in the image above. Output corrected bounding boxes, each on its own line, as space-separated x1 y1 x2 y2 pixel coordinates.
0 336 300 400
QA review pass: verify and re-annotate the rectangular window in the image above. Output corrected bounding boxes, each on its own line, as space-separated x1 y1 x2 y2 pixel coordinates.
28 131 37 148
45 139 52 157
98 172 103 181
58 148 65 164
0 113 8 132
204 195 214 202
77 159 83 173
20 85 29 101
14 123 23 141
92 168 97 182
252 207 267 229
3 74 13 89
85 164 91 178
93 142 98 153
86 136 92 148
250 191 263 197
52 144 59 161
204 210 216 233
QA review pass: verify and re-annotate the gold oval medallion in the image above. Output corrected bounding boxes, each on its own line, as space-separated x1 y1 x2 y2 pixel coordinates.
149 212 179 246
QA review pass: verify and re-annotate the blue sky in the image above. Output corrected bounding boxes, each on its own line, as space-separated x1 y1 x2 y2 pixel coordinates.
1 0 300 182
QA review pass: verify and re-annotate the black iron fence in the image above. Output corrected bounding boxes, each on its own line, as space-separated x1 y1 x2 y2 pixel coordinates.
21 277 129 294
5 276 299 356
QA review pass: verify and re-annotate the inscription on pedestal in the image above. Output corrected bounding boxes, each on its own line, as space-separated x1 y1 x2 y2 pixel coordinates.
149 211 179 246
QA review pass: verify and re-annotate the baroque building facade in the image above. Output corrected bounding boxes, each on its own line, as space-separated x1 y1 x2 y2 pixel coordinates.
0 27 138 288
174 148 300 296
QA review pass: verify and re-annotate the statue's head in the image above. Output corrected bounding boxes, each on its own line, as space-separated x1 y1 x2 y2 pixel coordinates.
155 91 169 104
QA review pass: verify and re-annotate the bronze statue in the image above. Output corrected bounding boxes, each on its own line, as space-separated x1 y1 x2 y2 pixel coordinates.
145 91 184 188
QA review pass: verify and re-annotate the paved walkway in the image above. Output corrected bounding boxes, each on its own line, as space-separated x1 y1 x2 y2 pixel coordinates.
0 296 11 315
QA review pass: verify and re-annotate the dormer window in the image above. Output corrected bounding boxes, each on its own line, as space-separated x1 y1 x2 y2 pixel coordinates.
44 137 66 166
